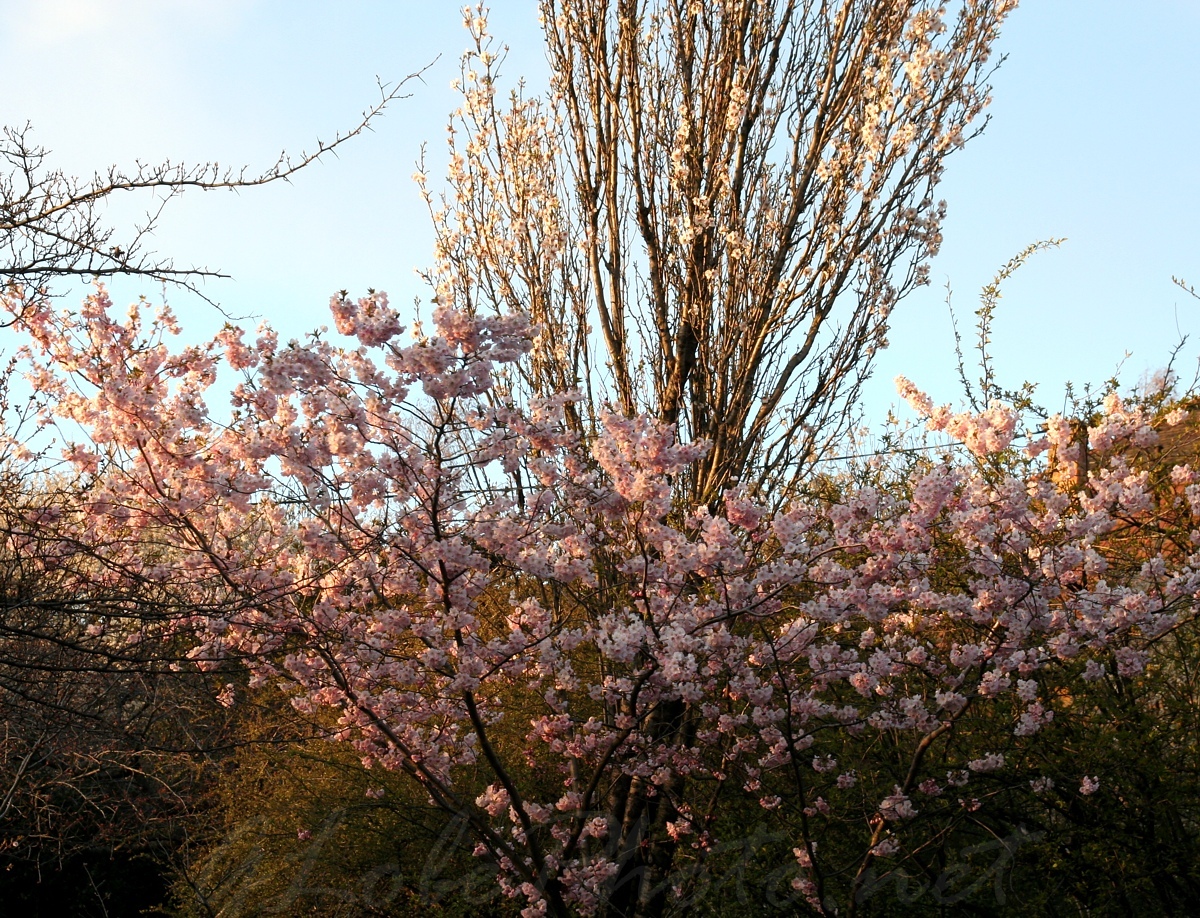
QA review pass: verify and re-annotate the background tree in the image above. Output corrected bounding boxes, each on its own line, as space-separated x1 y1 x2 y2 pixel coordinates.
176 735 518 918
0 460 237 916
423 0 1015 506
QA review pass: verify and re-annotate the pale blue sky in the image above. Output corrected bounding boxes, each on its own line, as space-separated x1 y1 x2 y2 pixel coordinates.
1 0 1197 420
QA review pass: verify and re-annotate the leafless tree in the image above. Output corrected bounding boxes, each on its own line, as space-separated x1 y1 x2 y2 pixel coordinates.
0 445 232 868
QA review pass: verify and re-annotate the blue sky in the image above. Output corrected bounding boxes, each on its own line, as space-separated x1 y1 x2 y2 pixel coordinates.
1 0 1197 421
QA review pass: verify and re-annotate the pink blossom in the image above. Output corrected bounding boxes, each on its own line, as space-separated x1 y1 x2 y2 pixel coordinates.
879 790 917 821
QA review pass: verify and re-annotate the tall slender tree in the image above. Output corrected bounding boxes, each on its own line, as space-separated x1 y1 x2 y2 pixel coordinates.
423 0 1015 506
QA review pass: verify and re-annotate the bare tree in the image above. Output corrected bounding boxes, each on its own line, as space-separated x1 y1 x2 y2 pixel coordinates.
0 476 221 869
422 0 1014 506
1 73 423 309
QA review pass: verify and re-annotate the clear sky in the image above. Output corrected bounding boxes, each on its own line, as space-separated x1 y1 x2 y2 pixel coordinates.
1 0 1197 422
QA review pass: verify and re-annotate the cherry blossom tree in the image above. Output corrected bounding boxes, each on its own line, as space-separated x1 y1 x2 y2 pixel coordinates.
0 71 421 894
414 1 1022 909
6 282 1198 916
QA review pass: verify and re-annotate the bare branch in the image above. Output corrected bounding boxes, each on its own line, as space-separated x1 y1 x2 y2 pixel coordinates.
0 68 432 309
